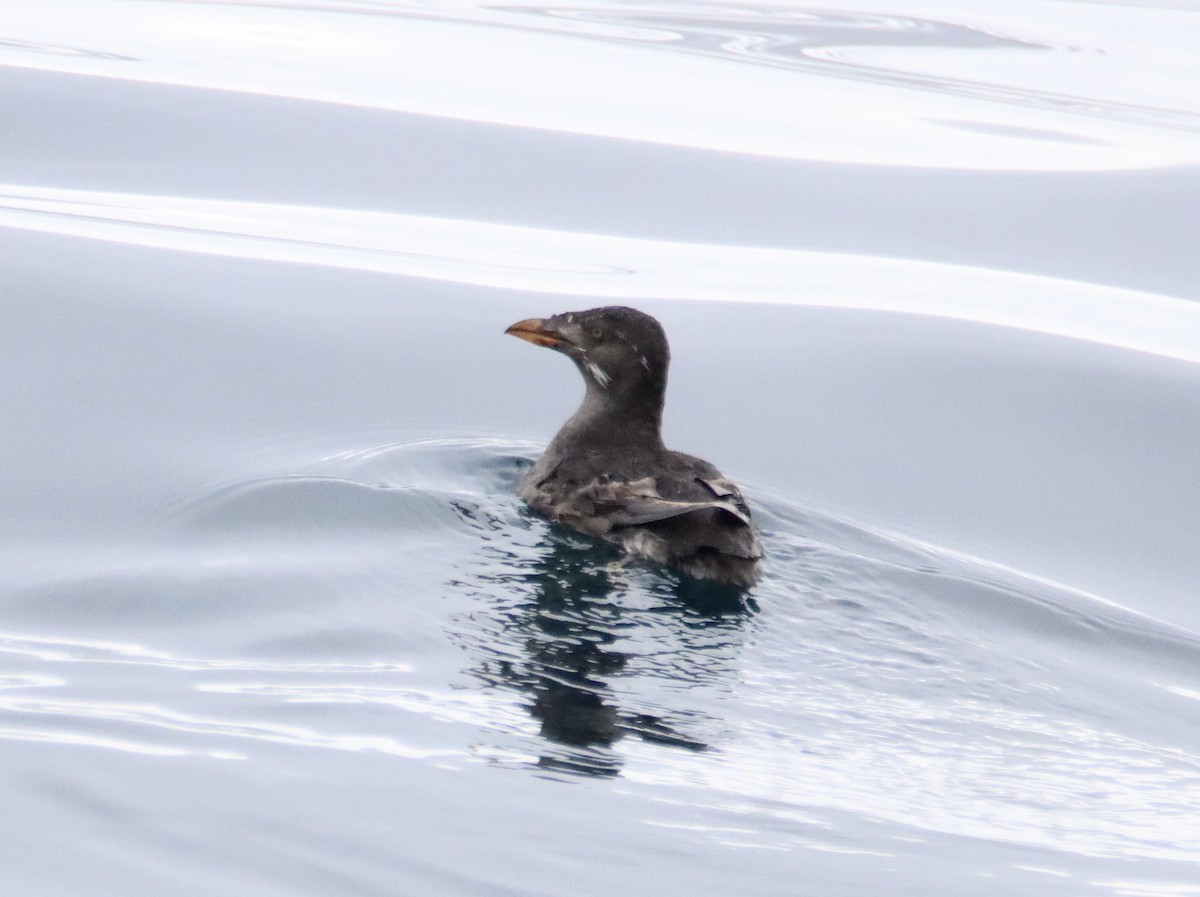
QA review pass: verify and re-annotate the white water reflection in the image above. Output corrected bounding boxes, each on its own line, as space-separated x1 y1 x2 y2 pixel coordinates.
1 1 1198 169
0 694 455 759
0 631 412 673
3 183 1200 364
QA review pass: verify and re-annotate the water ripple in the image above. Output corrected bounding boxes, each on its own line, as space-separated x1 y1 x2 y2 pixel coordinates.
2 436 1199 866
1 1 1196 169
526 4 1200 133
3 183 1199 364
0 694 453 760
0 632 412 674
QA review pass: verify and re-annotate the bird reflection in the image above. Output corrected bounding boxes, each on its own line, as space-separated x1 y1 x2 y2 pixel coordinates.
451 502 753 778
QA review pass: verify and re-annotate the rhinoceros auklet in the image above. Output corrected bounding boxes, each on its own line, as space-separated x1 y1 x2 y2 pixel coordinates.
505 306 763 587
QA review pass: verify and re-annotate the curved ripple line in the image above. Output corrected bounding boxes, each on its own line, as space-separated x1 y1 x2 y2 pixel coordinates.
0 673 63 690
0 725 189 757
0 631 412 673
4 183 1200 365
198 681 524 729
0 696 452 759
531 4 1200 134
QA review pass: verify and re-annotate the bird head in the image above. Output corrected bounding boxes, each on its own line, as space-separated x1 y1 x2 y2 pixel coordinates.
505 306 670 397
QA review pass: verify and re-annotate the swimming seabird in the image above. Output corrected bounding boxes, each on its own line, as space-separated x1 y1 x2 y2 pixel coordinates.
505 306 762 587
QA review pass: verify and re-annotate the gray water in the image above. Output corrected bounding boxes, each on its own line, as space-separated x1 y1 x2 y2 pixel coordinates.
2 2 1200 895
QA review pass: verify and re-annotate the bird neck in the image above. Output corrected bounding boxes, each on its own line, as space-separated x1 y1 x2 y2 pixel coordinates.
564 382 665 452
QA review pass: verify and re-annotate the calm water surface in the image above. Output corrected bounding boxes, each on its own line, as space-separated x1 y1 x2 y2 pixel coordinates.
2 2 1199 895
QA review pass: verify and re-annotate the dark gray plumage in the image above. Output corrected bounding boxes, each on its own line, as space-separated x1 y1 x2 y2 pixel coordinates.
505 306 762 587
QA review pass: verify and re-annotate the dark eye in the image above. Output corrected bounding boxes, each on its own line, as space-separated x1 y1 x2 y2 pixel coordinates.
590 327 604 340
